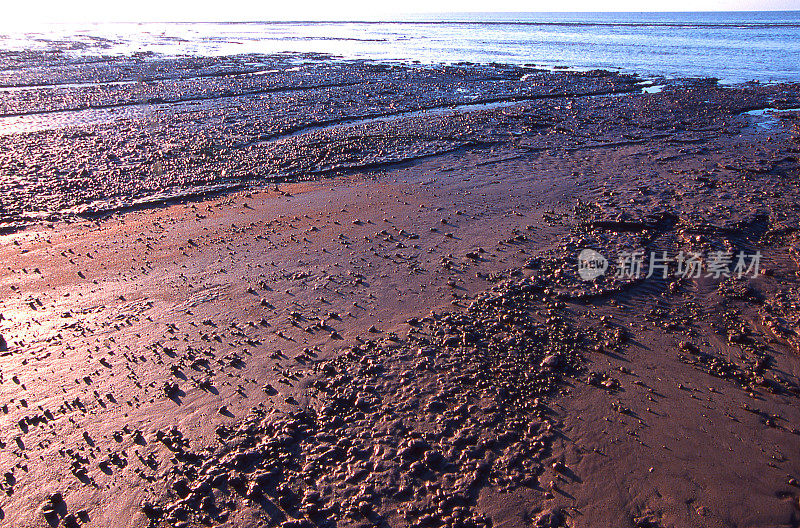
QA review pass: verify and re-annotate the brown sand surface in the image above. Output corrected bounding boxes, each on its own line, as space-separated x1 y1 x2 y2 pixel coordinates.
2 75 800 528
0 145 577 526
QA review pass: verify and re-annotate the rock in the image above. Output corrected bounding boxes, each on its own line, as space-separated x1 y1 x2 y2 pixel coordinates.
40 501 56 516
48 493 64 505
424 450 445 468
541 354 561 369
141 501 163 519
399 438 429 460
534 507 565 528
245 479 262 499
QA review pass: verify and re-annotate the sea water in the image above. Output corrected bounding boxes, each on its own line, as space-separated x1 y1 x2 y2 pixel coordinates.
0 12 799 83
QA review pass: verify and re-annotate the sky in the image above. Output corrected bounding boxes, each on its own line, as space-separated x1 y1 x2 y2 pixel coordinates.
2 0 799 24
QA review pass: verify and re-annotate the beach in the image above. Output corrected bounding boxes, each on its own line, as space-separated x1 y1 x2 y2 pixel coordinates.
1 48 800 528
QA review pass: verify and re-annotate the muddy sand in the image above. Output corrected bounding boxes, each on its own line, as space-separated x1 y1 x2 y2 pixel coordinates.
1 56 800 528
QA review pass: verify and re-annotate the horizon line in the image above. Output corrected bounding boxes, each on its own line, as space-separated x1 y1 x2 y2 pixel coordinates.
20 10 800 25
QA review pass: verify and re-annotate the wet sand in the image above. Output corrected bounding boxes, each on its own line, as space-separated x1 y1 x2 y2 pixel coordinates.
2 55 800 528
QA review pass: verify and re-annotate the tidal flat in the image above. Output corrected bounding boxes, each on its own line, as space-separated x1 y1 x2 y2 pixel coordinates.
1 53 800 528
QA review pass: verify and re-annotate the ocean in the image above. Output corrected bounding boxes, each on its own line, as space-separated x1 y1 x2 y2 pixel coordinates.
1 12 799 83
